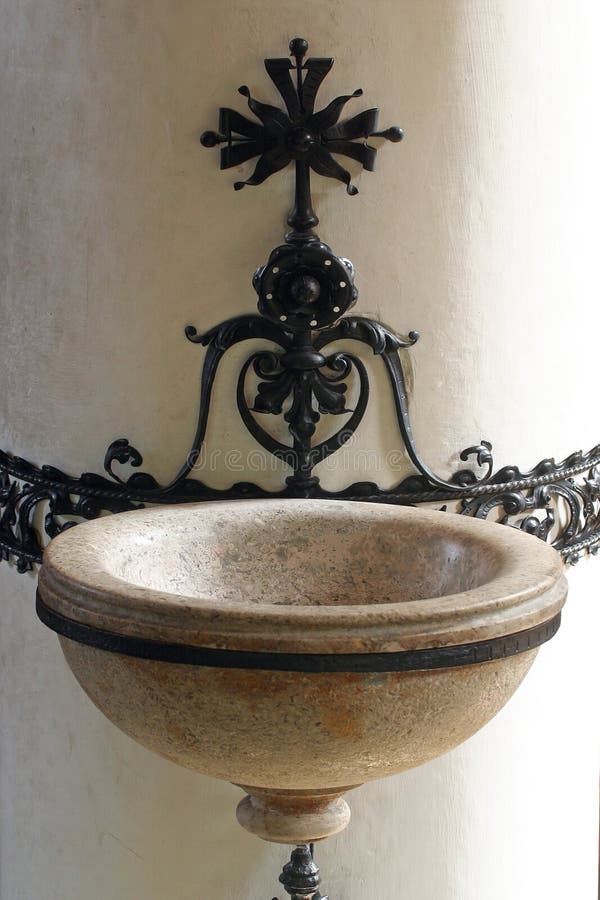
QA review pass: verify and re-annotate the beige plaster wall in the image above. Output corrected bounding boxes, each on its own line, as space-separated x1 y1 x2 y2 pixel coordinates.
1 2 598 898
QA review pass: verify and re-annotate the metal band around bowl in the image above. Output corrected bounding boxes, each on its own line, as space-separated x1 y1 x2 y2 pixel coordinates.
36 592 561 674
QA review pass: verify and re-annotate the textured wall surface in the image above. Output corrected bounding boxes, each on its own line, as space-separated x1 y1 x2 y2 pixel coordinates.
1 2 598 898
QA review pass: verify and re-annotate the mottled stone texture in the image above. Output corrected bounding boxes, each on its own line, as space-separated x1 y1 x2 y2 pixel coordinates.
59 633 540 843
235 788 352 844
39 499 566 844
39 500 567 653
58 637 538 792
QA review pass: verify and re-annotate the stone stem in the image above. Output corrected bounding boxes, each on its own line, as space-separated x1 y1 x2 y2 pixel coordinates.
236 786 353 844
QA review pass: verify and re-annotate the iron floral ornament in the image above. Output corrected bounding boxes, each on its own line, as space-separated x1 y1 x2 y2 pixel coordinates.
0 36 599 577
200 37 403 232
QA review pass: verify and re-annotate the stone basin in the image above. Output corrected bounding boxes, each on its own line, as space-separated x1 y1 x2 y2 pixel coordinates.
36 499 566 845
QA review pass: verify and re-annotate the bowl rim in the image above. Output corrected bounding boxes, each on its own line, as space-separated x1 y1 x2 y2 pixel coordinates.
36 499 567 655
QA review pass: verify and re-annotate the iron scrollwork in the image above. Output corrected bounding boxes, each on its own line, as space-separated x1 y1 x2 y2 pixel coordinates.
1 37 598 573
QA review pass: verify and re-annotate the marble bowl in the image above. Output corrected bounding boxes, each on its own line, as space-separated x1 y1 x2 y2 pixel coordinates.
37 499 566 844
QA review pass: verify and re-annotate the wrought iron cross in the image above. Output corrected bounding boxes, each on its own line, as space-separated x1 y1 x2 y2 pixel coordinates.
201 37 403 234
1 36 597 577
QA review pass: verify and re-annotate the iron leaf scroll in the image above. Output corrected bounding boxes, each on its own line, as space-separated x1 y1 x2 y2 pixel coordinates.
1 38 598 573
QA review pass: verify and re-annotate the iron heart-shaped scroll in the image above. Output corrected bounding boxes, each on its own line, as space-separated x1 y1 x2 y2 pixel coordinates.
1 37 598 573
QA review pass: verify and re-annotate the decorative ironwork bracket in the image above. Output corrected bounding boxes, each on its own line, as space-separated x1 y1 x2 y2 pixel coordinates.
272 843 328 900
1 37 599 574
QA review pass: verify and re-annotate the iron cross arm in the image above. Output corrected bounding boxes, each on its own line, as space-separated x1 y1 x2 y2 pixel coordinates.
200 37 403 233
